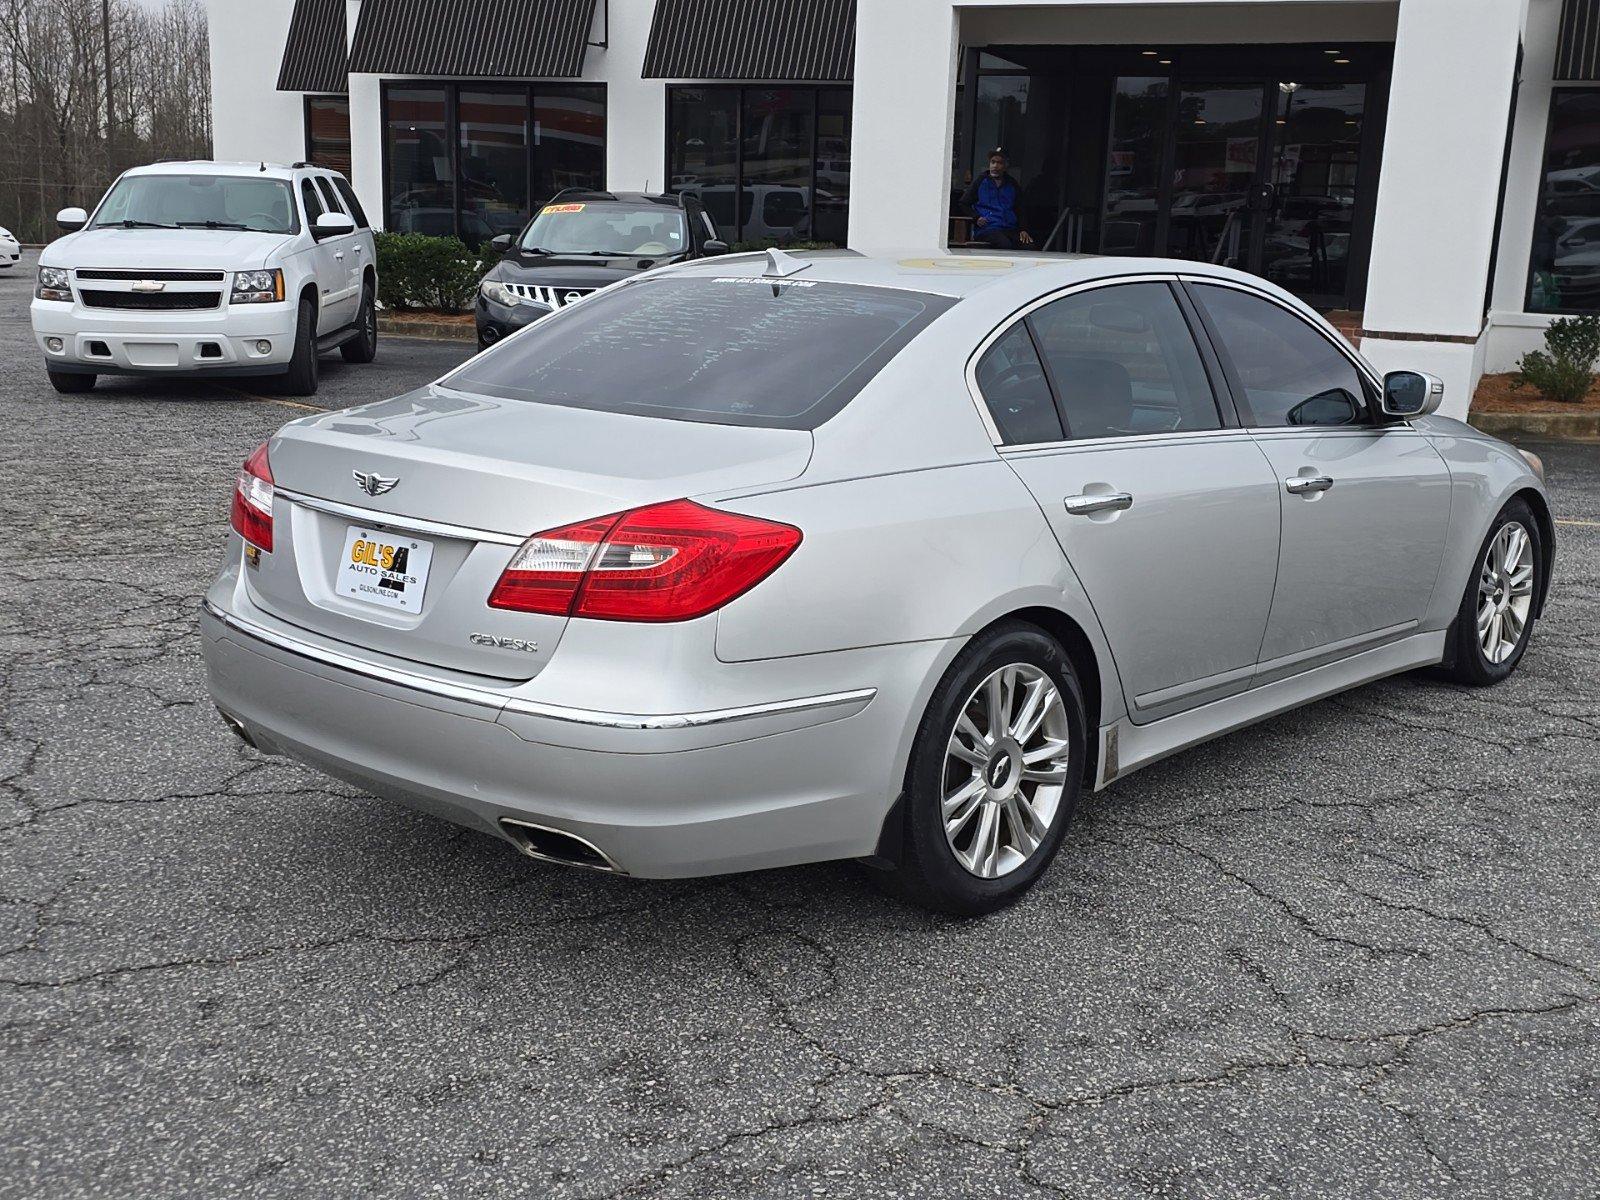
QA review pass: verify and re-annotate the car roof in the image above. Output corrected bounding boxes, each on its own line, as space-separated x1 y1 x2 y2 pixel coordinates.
545 189 685 208
662 249 1292 302
121 160 328 182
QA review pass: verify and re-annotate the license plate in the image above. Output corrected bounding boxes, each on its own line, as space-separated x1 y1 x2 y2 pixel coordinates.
336 526 434 612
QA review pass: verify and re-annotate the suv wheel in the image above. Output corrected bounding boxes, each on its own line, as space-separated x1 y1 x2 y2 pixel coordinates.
279 297 319 396
883 621 1086 916
340 286 378 364
47 370 95 394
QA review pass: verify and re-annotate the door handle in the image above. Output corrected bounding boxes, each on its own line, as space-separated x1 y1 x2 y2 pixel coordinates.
1284 474 1334 495
334 251 345 260
1064 492 1134 516
353 244 363 254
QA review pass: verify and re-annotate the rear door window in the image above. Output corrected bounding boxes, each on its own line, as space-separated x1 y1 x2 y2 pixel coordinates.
443 276 955 429
975 324 1063 445
1027 282 1222 439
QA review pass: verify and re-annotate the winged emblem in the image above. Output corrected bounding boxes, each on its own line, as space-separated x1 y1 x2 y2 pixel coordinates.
352 470 398 497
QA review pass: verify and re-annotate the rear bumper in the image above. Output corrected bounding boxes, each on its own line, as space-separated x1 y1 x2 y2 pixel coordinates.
32 298 298 373
200 581 948 878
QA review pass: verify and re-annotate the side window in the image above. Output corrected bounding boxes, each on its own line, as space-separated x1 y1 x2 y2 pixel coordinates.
299 178 324 225
1028 282 1222 439
699 208 719 243
975 324 1064 446
334 178 369 228
1194 284 1370 427
315 176 344 215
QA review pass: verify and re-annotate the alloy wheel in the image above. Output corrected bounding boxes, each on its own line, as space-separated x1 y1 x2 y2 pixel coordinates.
1477 521 1535 665
942 663 1072 879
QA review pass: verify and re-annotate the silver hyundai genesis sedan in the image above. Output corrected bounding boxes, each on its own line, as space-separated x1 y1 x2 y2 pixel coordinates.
201 250 1553 914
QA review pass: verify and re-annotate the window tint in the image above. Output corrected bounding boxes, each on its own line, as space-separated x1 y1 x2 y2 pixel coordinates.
1194 284 1369 427
300 179 324 224
334 177 369 228
975 324 1063 445
444 278 955 430
315 176 343 215
1028 282 1221 439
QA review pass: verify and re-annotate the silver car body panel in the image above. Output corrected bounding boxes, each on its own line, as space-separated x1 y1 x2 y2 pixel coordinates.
202 251 1551 878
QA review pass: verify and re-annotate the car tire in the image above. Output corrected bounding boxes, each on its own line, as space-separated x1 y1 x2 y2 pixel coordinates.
340 287 378 364
883 621 1086 916
279 297 319 396
47 370 95 394
1442 498 1543 686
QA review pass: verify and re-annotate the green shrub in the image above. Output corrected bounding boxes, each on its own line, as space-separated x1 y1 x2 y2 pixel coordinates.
1515 314 1600 404
373 231 487 313
730 239 839 252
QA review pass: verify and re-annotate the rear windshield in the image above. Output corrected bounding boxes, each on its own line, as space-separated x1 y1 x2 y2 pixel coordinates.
441 276 955 429
91 174 298 234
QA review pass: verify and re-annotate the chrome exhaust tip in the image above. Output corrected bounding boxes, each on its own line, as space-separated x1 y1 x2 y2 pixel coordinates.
216 708 257 749
499 818 623 874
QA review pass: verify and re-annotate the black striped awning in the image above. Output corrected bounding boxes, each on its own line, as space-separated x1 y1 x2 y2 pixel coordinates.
642 0 855 81
348 0 599 78
1557 0 1600 80
276 0 348 94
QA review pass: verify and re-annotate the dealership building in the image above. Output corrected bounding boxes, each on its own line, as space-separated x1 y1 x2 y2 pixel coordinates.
207 0 1599 417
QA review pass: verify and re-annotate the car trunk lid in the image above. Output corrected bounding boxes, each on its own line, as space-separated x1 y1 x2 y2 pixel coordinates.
243 387 813 680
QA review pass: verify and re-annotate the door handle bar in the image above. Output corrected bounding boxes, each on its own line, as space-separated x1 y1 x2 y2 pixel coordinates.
1064 492 1134 516
1284 475 1334 495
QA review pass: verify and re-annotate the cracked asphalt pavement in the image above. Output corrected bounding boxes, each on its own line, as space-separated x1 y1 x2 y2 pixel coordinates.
2 247 1599 1198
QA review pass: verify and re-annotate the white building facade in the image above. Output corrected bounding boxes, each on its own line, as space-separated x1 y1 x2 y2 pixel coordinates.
208 0 1600 417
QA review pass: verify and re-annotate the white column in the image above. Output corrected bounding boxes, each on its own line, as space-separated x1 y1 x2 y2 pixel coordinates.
1359 0 1529 417
593 0 667 192
847 0 961 251
205 0 305 165
347 73 384 228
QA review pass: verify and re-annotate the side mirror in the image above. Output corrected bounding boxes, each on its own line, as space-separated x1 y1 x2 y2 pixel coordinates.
1287 388 1363 427
56 207 88 233
702 239 730 256
1380 371 1445 420
314 211 356 238
489 233 513 254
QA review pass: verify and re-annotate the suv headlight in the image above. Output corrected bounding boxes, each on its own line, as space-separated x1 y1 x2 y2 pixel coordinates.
480 278 518 307
36 266 71 301
231 269 284 304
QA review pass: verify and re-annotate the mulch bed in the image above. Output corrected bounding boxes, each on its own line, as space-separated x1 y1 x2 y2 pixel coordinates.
1472 372 1600 414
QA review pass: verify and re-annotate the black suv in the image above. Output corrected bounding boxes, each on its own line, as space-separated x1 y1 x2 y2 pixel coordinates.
475 190 727 349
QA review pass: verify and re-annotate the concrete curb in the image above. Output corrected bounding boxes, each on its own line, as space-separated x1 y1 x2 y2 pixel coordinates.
1468 409 1600 441
378 316 475 342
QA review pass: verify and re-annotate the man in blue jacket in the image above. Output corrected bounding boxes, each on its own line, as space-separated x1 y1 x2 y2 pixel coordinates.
960 148 1035 250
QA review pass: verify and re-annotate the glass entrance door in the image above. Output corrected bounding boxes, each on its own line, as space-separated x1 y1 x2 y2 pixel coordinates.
1166 83 1268 268
1258 82 1367 304
1098 74 1371 306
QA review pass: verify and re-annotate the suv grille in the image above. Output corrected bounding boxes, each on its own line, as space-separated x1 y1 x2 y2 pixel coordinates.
79 289 221 310
76 268 227 282
506 284 596 309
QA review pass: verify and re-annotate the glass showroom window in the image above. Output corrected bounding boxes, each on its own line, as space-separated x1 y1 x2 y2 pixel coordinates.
383 83 605 247
667 84 852 247
304 96 351 179
1529 89 1600 314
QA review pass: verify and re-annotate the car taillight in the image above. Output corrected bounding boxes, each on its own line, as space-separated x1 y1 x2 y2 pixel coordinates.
230 441 274 552
488 499 801 622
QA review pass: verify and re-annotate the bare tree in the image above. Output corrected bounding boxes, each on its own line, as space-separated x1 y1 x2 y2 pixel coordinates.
0 0 211 242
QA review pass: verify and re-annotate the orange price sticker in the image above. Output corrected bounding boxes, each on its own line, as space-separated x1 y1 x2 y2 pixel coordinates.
543 203 586 213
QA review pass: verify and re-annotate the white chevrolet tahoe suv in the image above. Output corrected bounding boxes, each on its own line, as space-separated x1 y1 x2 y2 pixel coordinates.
31 160 378 396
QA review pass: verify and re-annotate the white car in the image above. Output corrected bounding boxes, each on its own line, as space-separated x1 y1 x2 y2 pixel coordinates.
0 224 19 269
31 161 378 396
